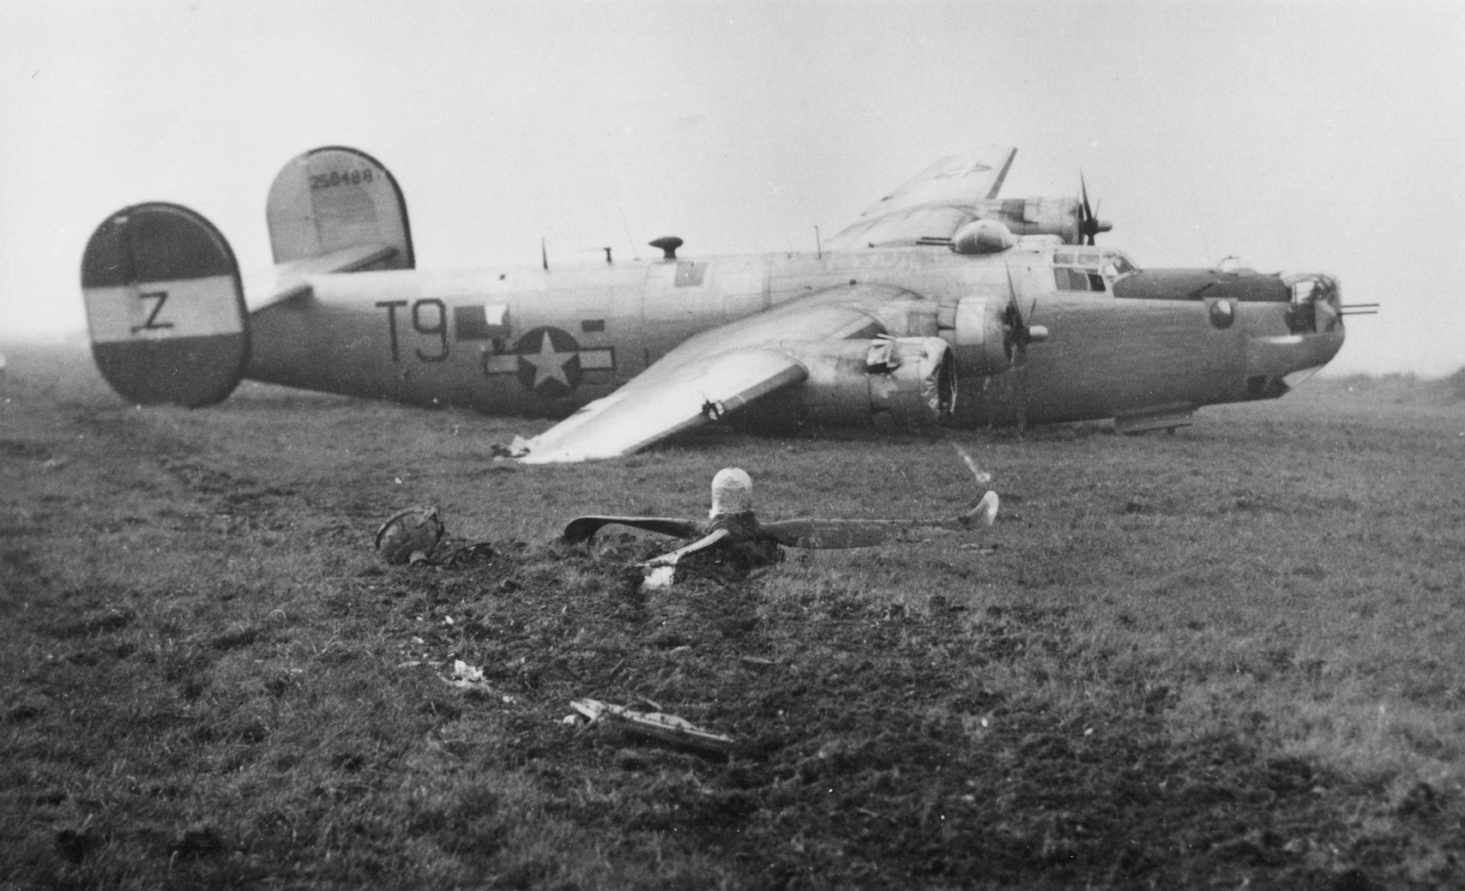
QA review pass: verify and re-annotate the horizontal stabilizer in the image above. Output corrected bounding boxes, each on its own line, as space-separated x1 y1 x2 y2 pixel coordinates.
243 242 398 312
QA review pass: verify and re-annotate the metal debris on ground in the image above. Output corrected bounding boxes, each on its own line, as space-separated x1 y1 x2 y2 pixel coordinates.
444 660 489 690
570 698 735 755
375 506 445 565
442 660 517 703
439 541 495 568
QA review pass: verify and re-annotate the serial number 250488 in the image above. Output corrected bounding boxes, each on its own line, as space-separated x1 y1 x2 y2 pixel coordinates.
309 168 375 190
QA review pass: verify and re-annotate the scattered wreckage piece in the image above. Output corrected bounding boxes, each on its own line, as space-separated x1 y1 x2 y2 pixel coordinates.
562 467 999 588
570 698 736 755
374 508 497 568
442 659 517 703
375 506 445 565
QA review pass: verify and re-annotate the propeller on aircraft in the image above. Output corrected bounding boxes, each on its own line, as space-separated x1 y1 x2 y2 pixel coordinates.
1001 266 1049 434
1077 174 1112 246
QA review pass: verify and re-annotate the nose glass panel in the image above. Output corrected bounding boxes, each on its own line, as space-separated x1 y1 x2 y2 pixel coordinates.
1285 274 1341 334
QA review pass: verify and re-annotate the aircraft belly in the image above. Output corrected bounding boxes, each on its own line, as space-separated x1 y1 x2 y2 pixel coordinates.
954 299 1245 426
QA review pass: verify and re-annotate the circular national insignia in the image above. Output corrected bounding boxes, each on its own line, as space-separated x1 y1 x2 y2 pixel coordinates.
1208 299 1236 330
514 326 582 396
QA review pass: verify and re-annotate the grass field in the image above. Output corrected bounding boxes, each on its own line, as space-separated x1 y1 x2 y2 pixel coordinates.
2 341 1462 889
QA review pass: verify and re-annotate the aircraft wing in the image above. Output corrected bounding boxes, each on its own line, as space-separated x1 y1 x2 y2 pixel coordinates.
517 284 912 464
518 348 807 464
824 147 1017 249
242 243 398 312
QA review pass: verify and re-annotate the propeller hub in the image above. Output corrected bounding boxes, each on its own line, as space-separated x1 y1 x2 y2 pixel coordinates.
710 467 754 518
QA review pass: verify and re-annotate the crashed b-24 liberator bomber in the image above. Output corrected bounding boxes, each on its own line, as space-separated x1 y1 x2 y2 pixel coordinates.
81 145 1358 461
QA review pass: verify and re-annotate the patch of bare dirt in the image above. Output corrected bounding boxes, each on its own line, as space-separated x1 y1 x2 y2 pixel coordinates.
355 538 1460 888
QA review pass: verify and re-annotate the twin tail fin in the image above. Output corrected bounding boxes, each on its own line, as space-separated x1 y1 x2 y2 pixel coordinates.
79 146 414 407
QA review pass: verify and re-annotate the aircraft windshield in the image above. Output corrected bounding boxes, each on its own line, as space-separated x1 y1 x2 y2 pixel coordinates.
1051 248 1138 294
1100 250 1139 278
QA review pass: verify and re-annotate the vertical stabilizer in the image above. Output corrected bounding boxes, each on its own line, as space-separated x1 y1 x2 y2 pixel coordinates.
266 146 415 269
81 203 249 407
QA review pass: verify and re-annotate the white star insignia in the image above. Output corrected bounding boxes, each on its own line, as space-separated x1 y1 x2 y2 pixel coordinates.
521 330 574 389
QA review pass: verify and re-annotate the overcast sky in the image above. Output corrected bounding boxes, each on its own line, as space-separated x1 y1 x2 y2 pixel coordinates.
3 0 1462 375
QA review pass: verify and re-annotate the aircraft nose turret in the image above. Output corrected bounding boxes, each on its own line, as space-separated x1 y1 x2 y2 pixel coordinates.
1243 272 1346 397
1281 272 1342 335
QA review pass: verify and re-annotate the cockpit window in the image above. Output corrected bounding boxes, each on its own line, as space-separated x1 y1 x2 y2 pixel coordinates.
1102 253 1137 277
1052 248 1138 293
1055 266 1106 292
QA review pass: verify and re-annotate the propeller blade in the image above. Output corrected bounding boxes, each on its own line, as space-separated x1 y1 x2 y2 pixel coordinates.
1014 362 1028 435
1003 262 1025 361
1001 264 1035 433
759 491 1000 549
952 444 993 485
757 518 895 549
1078 172 1105 245
643 527 733 567
562 516 703 544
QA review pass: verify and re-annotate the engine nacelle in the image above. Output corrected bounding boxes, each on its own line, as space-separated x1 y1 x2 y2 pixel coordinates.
783 337 956 428
939 296 1013 378
969 196 1111 245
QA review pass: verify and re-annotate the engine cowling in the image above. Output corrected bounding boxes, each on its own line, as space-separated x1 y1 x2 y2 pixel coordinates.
783 336 956 428
939 296 1013 378
969 196 1112 245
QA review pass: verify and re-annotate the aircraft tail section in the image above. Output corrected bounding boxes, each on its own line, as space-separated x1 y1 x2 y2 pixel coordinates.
266 146 414 270
81 203 250 407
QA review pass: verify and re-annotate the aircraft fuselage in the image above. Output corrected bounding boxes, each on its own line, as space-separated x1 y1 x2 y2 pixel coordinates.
244 244 1343 431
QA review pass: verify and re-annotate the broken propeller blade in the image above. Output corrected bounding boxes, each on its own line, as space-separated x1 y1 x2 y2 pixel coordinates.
756 518 896 549
561 515 703 544
759 491 999 549
643 527 733 567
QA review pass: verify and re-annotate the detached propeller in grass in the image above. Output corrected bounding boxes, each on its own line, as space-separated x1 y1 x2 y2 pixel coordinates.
562 459 999 586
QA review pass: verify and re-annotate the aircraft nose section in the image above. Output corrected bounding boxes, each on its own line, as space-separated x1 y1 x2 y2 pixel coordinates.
1245 272 1345 395
1111 268 1290 303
